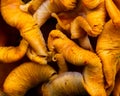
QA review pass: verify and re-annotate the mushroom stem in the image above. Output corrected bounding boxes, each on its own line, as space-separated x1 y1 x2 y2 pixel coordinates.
26 46 47 65
52 53 68 74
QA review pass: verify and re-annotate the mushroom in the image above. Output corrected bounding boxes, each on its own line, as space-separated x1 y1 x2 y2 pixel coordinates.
1 0 48 58
0 39 28 63
20 0 45 13
96 0 120 95
51 0 106 51
0 13 27 88
0 14 29 63
47 30 107 96
52 53 68 74
20 0 77 28
3 62 57 96
26 46 47 65
41 72 89 96
71 0 106 37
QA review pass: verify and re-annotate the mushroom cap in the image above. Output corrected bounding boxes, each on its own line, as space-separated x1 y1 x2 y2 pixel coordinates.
42 72 89 96
3 62 57 96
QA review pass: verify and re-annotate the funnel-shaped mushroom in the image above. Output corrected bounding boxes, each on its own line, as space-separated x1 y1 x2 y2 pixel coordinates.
1 0 48 57
96 0 120 95
47 30 107 96
51 0 106 51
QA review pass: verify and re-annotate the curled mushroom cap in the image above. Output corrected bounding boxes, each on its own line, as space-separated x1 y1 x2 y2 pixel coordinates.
3 62 57 96
47 30 107 96
21 0 77 13
21 0 77 27
20 0 46 13
42 72 88 96
0 15 28 63
1 0 48 57
0 39 28 63
96 0 120 95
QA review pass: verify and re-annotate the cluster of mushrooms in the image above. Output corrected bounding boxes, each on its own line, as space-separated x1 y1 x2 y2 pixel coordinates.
0 0 120 96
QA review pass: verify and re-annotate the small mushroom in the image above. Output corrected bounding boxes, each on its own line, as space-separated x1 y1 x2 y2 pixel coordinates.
3 62 57 96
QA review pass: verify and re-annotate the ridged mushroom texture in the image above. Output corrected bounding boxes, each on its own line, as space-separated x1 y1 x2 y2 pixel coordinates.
51 0 106 51
1 0 48 59
47 30 107 96
20 0 77 28
3 62 57 96
96 0 120 95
